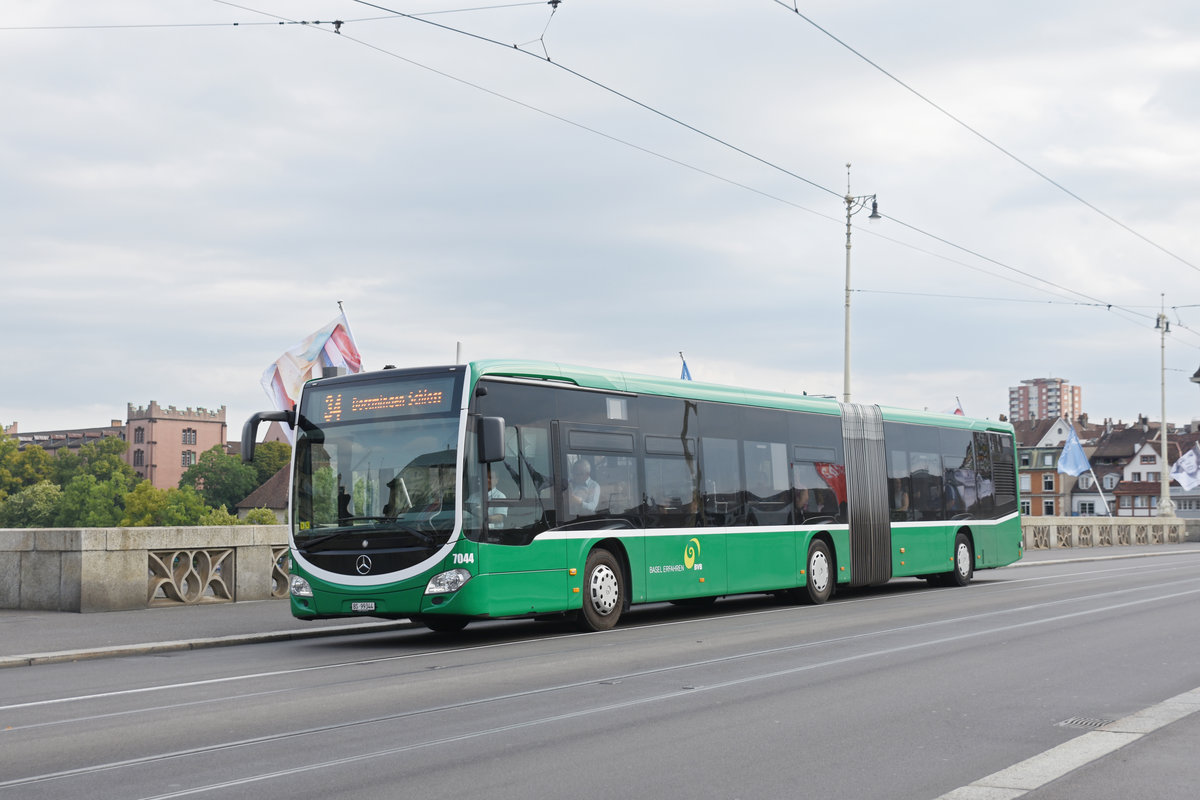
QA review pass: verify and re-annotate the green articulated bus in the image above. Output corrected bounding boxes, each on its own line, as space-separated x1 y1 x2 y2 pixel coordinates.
243 360 1023 633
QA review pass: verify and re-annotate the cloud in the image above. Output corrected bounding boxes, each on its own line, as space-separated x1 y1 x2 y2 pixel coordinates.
3 1 1200 437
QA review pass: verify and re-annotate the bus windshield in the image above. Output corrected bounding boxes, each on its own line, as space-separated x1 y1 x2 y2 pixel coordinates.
292 373 462 551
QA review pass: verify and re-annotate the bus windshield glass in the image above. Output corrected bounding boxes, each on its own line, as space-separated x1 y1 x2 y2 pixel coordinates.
291 372 462 550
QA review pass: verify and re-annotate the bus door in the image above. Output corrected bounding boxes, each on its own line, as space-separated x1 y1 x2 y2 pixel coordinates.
474 419 565 614
558 424 644 595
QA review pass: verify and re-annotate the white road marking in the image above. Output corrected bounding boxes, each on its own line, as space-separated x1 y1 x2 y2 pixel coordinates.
935 687 1200 799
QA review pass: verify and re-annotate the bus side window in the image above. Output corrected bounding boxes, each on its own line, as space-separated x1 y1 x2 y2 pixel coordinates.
909 452 943 520
644 456 699 528
701 437 741 526
887 449 912 521
744 440 790 525
971 431 995 516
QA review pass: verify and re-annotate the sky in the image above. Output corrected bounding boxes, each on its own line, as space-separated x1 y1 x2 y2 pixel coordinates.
4 0 1200 438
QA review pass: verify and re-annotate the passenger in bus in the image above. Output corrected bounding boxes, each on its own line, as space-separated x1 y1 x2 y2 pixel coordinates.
791 482 811 523
568 458 601 515
890 478 910 520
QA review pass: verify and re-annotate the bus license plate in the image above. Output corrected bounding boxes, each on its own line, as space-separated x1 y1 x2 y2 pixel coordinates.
351 602 376 612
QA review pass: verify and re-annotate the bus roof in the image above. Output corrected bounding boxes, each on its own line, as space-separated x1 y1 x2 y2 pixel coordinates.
467 359 1013 435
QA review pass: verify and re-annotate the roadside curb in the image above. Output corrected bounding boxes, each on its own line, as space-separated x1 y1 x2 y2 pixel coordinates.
0 619 416 670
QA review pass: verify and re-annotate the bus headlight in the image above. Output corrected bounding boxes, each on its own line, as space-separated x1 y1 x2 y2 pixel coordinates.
425 568 472 595
290 575 314 597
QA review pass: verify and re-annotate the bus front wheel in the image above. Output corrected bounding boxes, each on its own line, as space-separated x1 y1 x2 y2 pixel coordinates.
578 548 624 632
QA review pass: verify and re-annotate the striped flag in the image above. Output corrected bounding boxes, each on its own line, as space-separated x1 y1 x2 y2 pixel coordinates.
261 312 363 413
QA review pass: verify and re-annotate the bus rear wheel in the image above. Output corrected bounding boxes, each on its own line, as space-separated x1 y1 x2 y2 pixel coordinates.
795 539 833 605
948 532 974 587
578 548 624 632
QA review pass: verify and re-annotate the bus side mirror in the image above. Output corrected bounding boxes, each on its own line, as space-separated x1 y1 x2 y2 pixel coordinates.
242 410 293 463
478 416 505 463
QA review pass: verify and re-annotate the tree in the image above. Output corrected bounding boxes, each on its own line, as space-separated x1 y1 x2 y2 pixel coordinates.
179 446 259 512
243 507 280 525
120 482 209 527
0 435 20 501
250 441 290 486
0 480 63 528
0 438 53 501
16 444 53 488
198 505 241 526
51 436 137 488
54 473 131 527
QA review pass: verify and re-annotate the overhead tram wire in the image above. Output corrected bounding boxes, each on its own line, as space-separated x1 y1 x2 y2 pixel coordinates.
247 0 1160 326
346 0 841 200
0 0 552 28
211 2 1176 323
338 0 1163 314
53 1 1168 330
770 0 1200 276
881 213 1140 316
851 289 1121 307
17 0 1163 320
851 290 1200 347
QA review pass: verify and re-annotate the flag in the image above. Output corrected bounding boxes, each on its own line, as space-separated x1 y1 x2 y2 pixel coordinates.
815 462 847 504
1170 442 1200 491
261 312 363 414
954 397 964 416
1056 424 1090 477
679 352 692 381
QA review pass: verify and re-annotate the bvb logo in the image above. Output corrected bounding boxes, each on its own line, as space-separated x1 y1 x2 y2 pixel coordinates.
683 537 700 570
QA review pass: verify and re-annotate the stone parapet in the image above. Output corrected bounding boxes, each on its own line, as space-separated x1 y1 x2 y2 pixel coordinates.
1021 516 1193 550
0 526 288 612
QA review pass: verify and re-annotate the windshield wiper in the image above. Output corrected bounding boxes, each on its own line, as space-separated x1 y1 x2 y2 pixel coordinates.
298 520 435 551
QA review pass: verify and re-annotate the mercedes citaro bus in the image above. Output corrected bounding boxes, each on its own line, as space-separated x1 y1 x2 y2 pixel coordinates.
243 360 1022 633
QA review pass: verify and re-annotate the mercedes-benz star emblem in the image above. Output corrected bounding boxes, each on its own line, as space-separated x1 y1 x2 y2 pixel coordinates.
355 555 373 575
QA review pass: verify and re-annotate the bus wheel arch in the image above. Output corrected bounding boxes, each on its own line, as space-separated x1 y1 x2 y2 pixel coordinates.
578 542 628 632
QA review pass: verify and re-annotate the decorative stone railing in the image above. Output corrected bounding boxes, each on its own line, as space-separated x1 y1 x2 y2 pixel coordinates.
0 526 288 612
1021 516 1193 551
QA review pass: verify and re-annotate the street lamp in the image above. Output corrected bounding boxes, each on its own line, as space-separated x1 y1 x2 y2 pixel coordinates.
1156 304 1176 516
843 163 881 404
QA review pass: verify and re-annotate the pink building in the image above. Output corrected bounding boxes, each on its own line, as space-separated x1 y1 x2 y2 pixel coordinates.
126 402 228 489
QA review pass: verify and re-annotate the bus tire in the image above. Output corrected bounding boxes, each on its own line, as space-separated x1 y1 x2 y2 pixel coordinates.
948 532 974 587
798 539 834 605
420 615 470 633
578 548 624 632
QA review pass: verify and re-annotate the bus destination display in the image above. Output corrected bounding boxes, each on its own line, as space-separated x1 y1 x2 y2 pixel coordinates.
311 378 456 423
